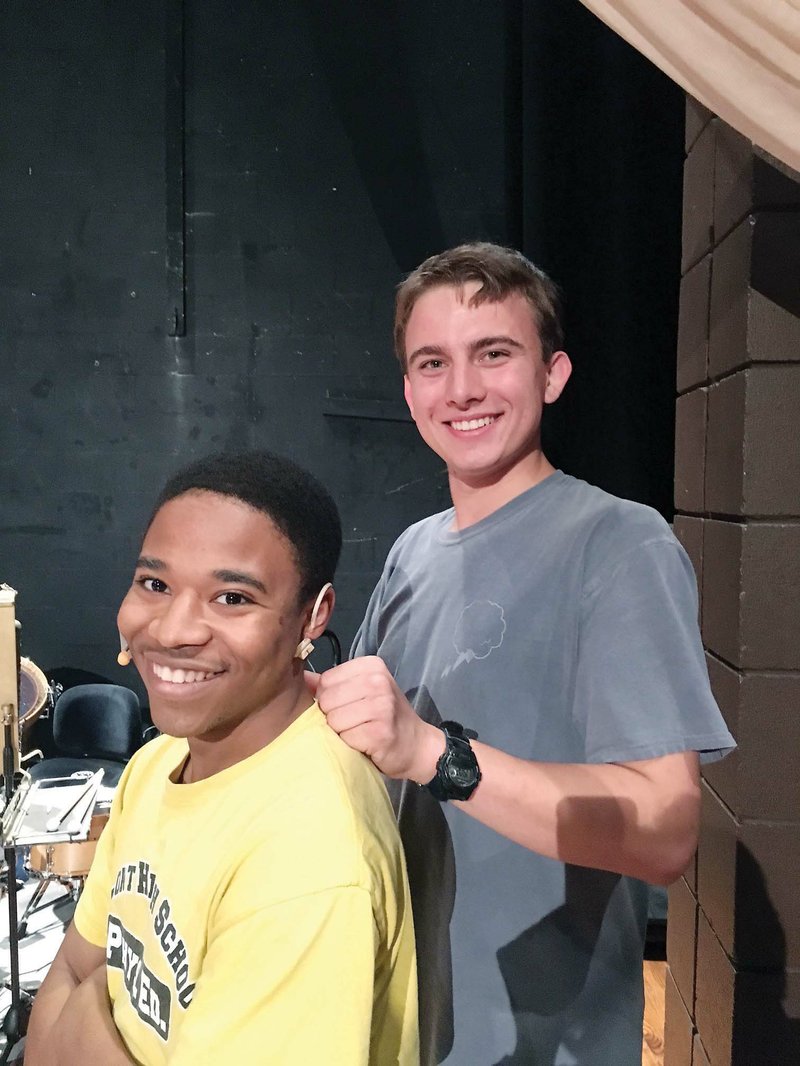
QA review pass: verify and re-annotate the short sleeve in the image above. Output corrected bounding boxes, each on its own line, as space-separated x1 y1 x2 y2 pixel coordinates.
572 537 734 765
166 887 381 1065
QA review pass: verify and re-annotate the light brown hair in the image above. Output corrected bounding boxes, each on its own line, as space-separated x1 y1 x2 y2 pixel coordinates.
394 242 564 371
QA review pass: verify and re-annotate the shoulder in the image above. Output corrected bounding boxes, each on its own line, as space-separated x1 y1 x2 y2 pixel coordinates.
555 476 679 576
556 475 671 538
296 712 398 846
359 512 453 613
256 712 403 903
558 477 678 550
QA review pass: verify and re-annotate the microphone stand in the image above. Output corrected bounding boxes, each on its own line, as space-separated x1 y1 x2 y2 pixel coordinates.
0 586 31 1064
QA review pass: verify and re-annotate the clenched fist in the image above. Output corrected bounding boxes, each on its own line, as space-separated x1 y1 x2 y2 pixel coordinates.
307 656 444 783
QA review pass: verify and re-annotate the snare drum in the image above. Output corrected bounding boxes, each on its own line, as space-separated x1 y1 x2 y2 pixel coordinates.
27 806 110 879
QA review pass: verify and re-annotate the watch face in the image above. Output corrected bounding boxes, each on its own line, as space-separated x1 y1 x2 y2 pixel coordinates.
446 760 477 787
444 751 479 798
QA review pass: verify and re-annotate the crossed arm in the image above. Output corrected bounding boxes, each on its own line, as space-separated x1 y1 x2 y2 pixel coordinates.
26 886 399 1066
311 657 701 887
25 924 135 1066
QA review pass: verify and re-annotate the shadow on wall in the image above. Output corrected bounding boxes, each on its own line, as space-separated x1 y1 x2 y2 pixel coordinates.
724 844 800 1064
495 865 622 1065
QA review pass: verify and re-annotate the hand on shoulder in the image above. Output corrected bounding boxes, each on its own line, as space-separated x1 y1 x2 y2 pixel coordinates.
314 657 444 783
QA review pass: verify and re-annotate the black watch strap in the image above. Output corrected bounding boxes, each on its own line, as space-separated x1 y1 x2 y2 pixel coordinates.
426 720 481 802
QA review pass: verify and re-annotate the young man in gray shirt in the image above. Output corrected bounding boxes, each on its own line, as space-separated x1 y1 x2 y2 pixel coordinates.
312 243 733 1065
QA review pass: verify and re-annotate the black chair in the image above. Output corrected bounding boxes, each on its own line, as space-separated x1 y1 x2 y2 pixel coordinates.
18 685 142 936
27 683 142 788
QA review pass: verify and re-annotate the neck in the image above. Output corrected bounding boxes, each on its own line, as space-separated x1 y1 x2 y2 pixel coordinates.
184 677 313 783
449 451 556 529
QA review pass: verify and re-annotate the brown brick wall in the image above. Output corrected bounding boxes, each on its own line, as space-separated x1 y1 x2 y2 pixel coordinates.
665 99 800 1066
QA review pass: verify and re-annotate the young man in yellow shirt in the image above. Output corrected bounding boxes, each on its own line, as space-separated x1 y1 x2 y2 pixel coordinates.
26 450 418 1065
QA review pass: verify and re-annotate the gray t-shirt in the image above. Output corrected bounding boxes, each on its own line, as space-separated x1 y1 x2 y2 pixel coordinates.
353 472 733 1066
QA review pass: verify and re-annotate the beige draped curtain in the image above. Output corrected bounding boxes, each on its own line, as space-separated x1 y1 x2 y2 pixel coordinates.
579 0 800 173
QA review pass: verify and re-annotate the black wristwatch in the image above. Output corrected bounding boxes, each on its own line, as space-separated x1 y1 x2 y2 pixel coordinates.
426 720 482 802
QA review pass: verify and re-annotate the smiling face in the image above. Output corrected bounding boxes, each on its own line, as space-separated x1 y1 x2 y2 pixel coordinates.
117 490 323 770
403 283 571 516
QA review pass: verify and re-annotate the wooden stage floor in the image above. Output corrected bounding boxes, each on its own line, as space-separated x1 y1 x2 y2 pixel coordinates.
643 960 666 1066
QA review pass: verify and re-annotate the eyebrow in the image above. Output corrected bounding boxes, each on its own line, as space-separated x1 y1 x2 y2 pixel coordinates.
469 334 524 354
212 569 268 594
135 558 268 595
135 556 166 571
407 335 524 366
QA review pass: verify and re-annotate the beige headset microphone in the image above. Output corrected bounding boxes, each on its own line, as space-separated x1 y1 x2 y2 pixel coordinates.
295 583 333 661
117 633 132 666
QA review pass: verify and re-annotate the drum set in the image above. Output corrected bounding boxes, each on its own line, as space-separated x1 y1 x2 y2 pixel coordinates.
1 583 128 1063
3 657 111 926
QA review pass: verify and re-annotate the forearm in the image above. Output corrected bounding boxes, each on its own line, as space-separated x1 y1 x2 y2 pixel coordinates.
410 722 699 884
26 964 80 1066
27 965 134 1066
317 657 700 885
51 972 134 1066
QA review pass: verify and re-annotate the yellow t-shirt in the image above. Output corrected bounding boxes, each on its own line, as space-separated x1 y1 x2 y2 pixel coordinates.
74 703 418 1065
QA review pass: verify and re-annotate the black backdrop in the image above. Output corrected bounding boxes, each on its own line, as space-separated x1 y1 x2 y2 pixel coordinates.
0 0 683 698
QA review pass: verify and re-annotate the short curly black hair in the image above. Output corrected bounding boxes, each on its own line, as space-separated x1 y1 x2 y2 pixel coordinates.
147 450 341 604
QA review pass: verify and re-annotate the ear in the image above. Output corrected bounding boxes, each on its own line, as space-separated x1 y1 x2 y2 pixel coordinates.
303 583 335 641
403 375 416 421
544 350 572 405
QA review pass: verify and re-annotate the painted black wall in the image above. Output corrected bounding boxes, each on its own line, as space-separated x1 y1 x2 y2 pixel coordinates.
0 1 683 704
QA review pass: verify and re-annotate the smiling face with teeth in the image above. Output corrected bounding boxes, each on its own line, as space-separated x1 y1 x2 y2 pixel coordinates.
403 282 572 525
117 490 329 778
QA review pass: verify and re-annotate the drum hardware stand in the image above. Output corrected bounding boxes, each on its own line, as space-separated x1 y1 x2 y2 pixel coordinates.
15 770 104 939
16 870 78 942
0 586 31 1064
1 718 32 1062
16 872 61 941
5 774 52 943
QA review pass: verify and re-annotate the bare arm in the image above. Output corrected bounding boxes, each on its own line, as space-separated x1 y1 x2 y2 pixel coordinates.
312 658 701 886
453 740 699 885
51 966 135 1066
26 924 105 1065
26 924 135 1066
